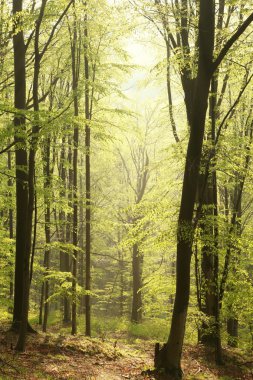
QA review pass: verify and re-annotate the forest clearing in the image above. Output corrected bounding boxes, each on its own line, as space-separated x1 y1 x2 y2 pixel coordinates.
1 0 253 379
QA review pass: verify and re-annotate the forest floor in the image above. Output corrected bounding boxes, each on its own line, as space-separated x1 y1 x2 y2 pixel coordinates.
0 323 252 380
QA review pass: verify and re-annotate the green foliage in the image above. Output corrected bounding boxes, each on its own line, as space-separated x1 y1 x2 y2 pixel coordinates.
127 318 169 342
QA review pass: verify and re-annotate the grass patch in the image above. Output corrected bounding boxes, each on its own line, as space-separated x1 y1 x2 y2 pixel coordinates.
33 312 170 343
128 318 168 342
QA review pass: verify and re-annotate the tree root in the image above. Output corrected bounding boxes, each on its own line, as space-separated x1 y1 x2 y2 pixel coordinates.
9 321 37 334
153 342 183 380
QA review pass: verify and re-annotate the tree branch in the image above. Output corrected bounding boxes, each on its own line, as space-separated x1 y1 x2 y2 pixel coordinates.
212 12 253 73
0 141 16 155
40 0 75 60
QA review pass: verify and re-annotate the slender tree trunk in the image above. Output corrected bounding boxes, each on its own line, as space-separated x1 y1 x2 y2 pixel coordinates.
79 160 85 313
64 137 73 323
199 78 222 361
84 11 91 337
71 12 79 335
42 138 51 332
8 150 14 299
199 180 216 345
59 137 71 323
227 318 238 347
118 244 125 318
130 150 149 324
166 41 179 143
39 282 44 325
226 182 242 347
212 169 222 364
131 244 143 323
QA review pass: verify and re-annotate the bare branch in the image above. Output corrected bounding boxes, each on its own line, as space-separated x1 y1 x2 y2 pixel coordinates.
117 149 137 196
0 141 16 155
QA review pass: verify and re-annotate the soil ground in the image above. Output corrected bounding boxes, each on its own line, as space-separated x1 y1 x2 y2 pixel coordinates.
0 325 252 379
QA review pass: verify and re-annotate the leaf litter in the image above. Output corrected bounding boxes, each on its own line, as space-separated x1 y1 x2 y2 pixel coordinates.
0 326 252 379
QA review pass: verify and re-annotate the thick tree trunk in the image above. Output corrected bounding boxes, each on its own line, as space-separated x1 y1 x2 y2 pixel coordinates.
12 0 29 331
16 0 45 349
155 1 215 375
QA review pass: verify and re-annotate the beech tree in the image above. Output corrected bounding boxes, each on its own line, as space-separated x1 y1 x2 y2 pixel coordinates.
13 0 74 351
118 136 150 323
153 2 253 377
12 0 29 333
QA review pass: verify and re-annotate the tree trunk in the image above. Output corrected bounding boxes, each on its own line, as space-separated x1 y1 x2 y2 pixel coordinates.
79 159 85 313
118 246 125 318
16 0 45 349
226 182 242 348
71 12 79 335
12 0 29 331
227 318 238 347
199 78 222 361
131 244 143 323
39 282 44 325
155 1 215 375
64 137 73 323
59 137 71 323
84 12 91 337
8 150 14 299
42 138 51 333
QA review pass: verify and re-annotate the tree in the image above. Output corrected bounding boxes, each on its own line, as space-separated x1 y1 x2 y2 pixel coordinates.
12 0 29 332
15 0 74 351
84 1 91 337
154 1 253 376
69 0 80 335
118 136 150 323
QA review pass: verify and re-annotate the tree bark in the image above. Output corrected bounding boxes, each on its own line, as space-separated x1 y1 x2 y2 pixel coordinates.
227 318 238 347
84 8 91 337
59 136 71 323
64 136 73 323
42 138 51 333
198 78 222 361
15 0 47 351
71 8 79 335
155 1 215 375
12 0 29 331
131 244 143 323
8 150 14 299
